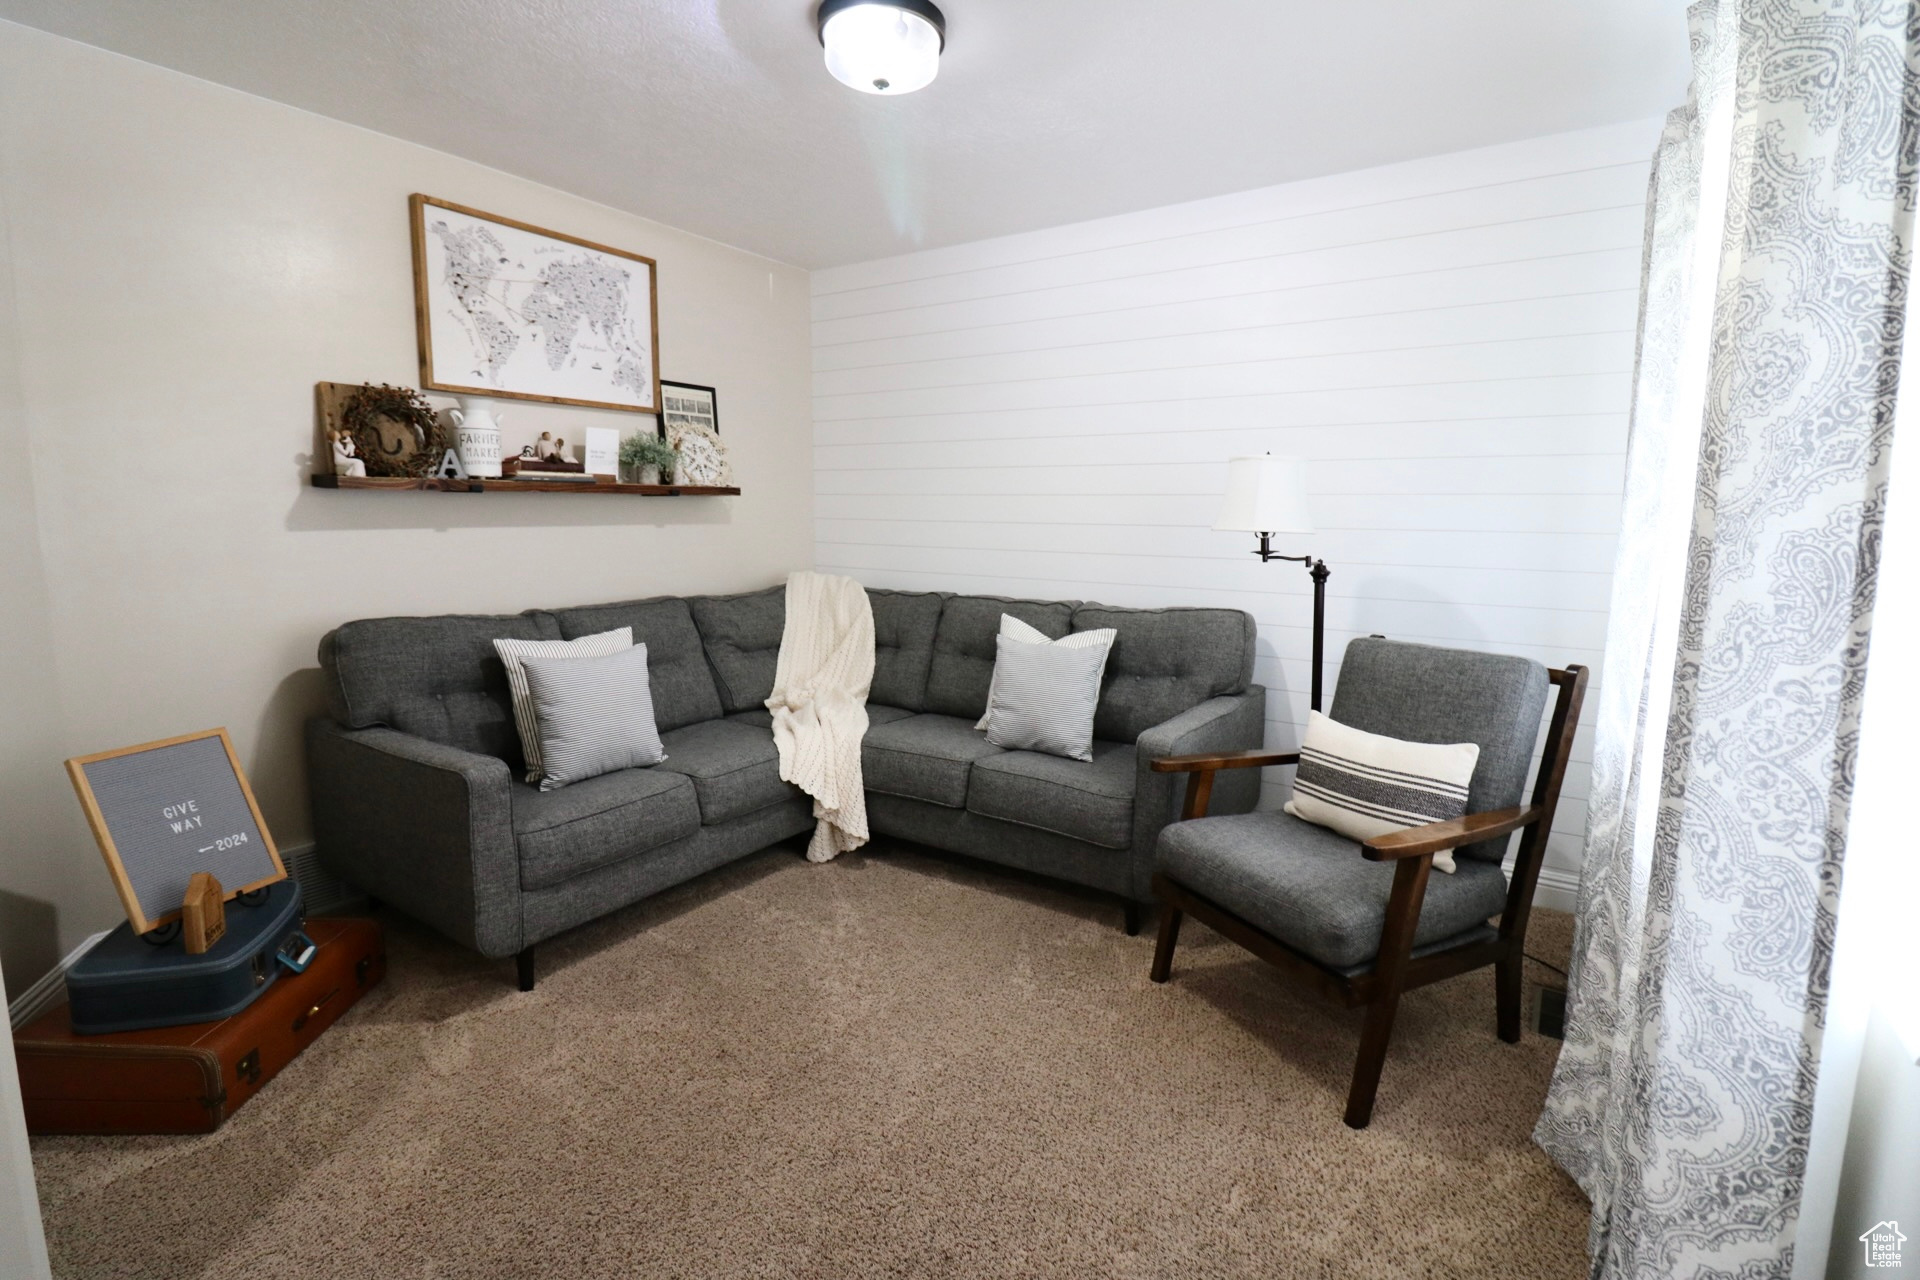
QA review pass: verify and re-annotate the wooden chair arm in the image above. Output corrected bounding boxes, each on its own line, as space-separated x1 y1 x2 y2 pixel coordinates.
1151 749 1300 774
1360 806 1542 861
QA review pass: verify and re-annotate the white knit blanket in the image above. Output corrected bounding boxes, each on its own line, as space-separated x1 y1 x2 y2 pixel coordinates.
767 571 875 862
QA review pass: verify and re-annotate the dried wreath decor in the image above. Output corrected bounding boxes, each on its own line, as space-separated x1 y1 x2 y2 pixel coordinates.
339 382 449 478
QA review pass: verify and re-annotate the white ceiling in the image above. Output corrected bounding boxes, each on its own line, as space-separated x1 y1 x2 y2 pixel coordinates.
0 1 1691 268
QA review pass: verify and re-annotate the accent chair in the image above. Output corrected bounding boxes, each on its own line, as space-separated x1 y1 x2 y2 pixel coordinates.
1144 636 1588 1129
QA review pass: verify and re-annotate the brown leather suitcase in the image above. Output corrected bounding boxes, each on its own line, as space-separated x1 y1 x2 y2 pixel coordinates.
13 916 385 1134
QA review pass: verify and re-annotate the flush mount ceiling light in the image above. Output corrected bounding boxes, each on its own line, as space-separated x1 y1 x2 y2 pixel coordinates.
817 0 946 96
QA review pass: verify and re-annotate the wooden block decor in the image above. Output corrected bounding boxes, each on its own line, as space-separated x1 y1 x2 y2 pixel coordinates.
181 872 226 955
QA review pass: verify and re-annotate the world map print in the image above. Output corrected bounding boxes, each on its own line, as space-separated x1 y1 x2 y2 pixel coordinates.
415 200 658 411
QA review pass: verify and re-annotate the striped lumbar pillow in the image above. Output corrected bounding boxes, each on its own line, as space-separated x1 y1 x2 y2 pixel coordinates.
980 620 1117 762
494 627 632 781
519 643 667 790
975 614 1113 733
1284 710 1480 874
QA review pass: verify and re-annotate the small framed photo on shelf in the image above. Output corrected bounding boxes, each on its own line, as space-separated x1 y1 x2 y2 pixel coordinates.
659 381 718 439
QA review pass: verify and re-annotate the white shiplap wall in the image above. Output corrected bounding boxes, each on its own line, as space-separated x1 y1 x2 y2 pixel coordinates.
810 120 1661 908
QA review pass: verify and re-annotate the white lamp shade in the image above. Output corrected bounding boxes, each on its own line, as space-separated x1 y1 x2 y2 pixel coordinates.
822 4 942 95
1214 455 1314 535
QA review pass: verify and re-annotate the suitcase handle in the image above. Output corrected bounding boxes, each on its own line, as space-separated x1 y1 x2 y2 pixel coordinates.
276 931 317 974
292 987 341 1033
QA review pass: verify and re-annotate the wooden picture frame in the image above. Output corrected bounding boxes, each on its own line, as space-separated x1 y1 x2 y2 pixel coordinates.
66 729 287 936
409 194 663 415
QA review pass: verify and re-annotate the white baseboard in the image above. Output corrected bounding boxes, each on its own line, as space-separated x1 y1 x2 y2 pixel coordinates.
7 931 109 1031
5 842 356 1030
1533 866 1581 915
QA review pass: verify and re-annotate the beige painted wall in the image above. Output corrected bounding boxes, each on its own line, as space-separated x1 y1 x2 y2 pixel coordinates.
0 21 814 988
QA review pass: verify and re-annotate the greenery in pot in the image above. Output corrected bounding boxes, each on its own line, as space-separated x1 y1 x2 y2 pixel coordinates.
618 433 680 483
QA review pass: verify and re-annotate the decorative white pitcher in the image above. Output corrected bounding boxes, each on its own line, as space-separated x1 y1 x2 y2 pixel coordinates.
449 397 505 477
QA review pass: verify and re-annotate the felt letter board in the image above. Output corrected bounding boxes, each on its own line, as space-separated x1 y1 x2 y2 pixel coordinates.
67 729 286 935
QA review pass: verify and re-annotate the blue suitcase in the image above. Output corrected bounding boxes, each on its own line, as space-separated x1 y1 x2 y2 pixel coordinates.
64 879 315 1034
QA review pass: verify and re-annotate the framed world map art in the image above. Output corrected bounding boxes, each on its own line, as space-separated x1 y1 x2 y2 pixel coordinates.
409 194 662 413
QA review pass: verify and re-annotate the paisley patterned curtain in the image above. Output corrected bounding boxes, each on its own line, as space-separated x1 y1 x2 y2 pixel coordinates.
1534 2 1920 1275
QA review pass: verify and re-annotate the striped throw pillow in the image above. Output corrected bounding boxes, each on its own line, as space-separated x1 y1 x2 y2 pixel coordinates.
975 615 1114 732
981 622 1117 762
494 628 632 782
1284 711 1480 874
519 643 667 790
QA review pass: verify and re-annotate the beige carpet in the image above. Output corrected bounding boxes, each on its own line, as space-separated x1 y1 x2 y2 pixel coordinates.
32 840 1590 1279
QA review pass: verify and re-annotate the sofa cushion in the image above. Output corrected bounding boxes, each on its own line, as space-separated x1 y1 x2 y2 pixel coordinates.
1156 810 1510 969
727 704 914 731
967 741 1137 849
513 768 701 890
862 713 1006 808
543 596 724 731
657 719 801 825
869 589 947 712
689 586 785 714
924 595 1075 721
1330 638 1549 865
319 612 561 769
1073 604 1256 743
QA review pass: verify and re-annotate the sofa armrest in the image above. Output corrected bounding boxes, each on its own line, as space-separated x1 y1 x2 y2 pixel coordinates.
1129 688 1267 900
306 719 522 957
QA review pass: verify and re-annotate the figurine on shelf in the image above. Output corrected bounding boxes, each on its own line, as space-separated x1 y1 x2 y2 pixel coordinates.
535 431 558 460
518 445 537 459
330 429 366 478
551 438 576 464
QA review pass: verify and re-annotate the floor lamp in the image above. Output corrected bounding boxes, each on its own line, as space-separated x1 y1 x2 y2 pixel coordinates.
1214 454 1330 712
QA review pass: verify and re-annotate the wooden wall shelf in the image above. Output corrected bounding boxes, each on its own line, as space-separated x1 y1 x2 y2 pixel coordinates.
312 476 739 496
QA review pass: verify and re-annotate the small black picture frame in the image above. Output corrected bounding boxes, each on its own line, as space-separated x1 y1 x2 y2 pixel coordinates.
659 381 719 440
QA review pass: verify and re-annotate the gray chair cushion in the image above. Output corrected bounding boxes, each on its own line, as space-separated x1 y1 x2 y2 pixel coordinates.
657 719 800 825
543 597 724 732
869 589 947 711
319 612 561 769
689 586 785 714
1073 604 1256 743
924 595 1075 721
1156 810 1510 969
967 741 1137 849
862 713 1007 808
512 768 701 890
1330 638 1550 864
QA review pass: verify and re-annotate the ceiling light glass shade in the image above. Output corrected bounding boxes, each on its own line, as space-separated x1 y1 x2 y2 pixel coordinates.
820 1 944 96
1214 455 1314 535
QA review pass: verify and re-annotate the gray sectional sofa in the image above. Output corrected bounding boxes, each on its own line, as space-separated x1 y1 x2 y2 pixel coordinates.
308 586 1265 988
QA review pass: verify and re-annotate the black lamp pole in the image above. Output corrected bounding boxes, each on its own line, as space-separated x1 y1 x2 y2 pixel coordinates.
1253 533 1330 713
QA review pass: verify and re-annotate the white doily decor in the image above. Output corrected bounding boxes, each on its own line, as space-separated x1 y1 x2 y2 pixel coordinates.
667 419 732 486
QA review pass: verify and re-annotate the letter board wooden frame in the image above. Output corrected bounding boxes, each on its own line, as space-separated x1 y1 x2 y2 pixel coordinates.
66 728 287 936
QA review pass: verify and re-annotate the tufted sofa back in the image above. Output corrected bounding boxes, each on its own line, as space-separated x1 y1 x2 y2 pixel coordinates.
318 612 559 771
319 586 1261 761
1072 604 1257 742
